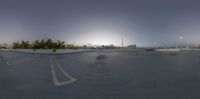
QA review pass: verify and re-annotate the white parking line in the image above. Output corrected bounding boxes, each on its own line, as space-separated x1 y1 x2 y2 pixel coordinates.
50 56 77 86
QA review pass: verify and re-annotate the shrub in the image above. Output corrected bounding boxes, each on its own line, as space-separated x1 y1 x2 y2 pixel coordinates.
33 49 36 51
52 48 57 53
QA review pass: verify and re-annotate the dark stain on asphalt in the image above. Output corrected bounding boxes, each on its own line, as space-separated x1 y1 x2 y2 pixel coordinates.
86 54 111 76
96 55 107 60
95 55 107 65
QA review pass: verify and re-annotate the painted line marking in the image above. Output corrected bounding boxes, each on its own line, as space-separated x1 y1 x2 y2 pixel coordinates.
50 56 77 86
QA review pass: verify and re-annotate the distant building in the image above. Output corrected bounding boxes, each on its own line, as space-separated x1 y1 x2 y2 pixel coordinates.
98 44 116 49
82 44 96 49
127 44 136 49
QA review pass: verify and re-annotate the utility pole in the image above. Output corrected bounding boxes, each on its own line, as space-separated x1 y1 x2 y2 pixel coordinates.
121 35 123 48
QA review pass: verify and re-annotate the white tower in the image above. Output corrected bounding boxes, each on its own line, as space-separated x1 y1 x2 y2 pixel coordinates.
121 35 123 48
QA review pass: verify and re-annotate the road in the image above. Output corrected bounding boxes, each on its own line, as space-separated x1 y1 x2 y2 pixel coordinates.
1 49 200 99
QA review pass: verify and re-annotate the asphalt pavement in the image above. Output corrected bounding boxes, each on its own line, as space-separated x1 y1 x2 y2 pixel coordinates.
1 49 200 99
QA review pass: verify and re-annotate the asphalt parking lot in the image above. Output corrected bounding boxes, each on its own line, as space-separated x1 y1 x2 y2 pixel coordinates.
1 49 200 99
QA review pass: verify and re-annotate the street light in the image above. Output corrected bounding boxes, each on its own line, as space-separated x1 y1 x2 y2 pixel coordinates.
176 36 183 49
179 36 183 49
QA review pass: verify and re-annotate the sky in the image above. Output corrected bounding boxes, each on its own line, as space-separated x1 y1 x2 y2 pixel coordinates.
0 0 200 47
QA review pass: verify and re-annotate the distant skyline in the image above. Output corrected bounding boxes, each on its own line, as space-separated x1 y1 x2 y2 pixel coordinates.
0 0 200 47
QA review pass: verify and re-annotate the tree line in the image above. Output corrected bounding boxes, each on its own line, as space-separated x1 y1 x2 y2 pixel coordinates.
12 39 79 50
0 43 7 49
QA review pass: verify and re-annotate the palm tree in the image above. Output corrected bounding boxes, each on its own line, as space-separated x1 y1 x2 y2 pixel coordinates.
32 40 40 49
12 41 20 49
40 39 45 49
46 39 53 49
11 38 76 50
20 40 31 49
61 41 66 49
56 40 66 49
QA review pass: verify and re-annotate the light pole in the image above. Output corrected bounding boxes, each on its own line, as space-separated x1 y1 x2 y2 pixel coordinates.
179 36 183 49
121 35 123 48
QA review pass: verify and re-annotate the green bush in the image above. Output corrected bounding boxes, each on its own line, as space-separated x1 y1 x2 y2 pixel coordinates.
66 44 79 49
52 48 57 53
33 49 36 51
